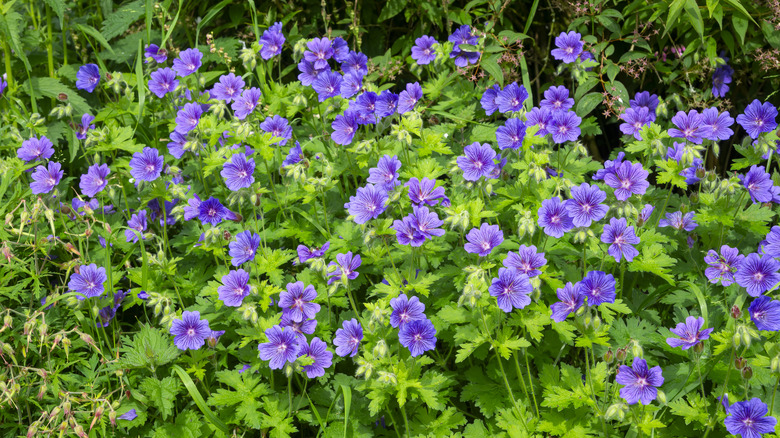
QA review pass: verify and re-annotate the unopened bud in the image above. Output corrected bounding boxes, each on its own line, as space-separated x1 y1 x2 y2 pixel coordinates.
741 366 753 380
631 341 643 359
603 349 614 364
109 410 117 427
223 231 231 241
57 93 68 101
731 305 741 319
656 390 667 405
73 424 87 438
26 424 37 438
735 357 746 370
616 347 627 362
771 356 780 374
373 339 388 358
693 341 704 354
732 333 741 348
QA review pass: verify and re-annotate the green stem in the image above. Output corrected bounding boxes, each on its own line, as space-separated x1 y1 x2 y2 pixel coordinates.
655 184 673 228
770 374 780 415
400 403 410 438
523 349 540 417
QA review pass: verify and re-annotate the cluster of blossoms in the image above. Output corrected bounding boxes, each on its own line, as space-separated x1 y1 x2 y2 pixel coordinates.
389 294 437 356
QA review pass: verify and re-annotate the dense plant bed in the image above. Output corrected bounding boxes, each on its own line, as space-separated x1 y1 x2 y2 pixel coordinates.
2 1 780 437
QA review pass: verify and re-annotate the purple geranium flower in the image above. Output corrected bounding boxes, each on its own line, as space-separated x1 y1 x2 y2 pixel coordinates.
340 73 363 99
504 245 546 277
170 311 211 351
283 142 303 167
148 68 178 98
540 86 574 112
398 82 423 114
668 110 705 144
464 223 503 257
577 271 616 306
406 177 449 207
410 206 445 241
298 337 333 378
124 210 147 243
481 84 501 115
129 147 164 182
76 64 100 92
174 102 204 135
345 184 388 224
601 217 641 262
549 110 581 143
30 162 63 194
399 318 437 357
75 113 96 140
79 163 110 197
376 90 399 118
280 314 317 341
279 282 320 322
331 37 349 63
297 242 329 263
297 60 328 86
411 35 437 65
550 282 584 322
312 71 343 102
565 183 609 227
700 107 734 141
259 115 292 146
221 153 255 191
496 82 528 113
458 142 496 181
448 25 480 67
659 211 698 231
331 110 359 145
327 252 361 285
173 48 203 77
724 397 777 438
620 107 653 140
393 216 424 247
68 264 107 300
712 61 733 98
735 253 780 297
342 51 368 77
593 152 626 181
197 197 238 226
666 316 714 350
232 87 262 120
630 91 659 120
18 136 54 163
639 204 654 225
705 245 744 286
210 73 245 103
749 295 780 331
258 325 300 369
367 155 402 191
390 294 426 328
604 161 649 201
229 230 261 267
333 318 363 357
352 91 378 124
305 37 333 70
496 118 526 150
739 165 774 204
737 100 778 139
537 197 574 238
218 269 251 307
550 31 583 63
526 107 552 136
489 268 532 312
118 409 138 421
259 22 285 60
616 357 664 405
145 44 168 63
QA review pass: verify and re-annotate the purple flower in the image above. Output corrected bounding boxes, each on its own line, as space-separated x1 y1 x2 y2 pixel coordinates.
79 163 110 197
174 102 204 135
399 318 437 357
537 197 574 238
740 165 774 204
340 73 363 99
129 147 164 182
298 337 333 378
221 153 255 191
526 107 552 136
593 152 625 181
118 409 138 421
210 73 245 103
18 136 54 163
68 264 107 300
504 245 546 277
619 107 653 140
124 210 147 243
464 223 503 257
331 110 359 145
540 86 574 112
496 82 528 113
449 25 480 67
229 231 261 267
367 155 402 191
601 217 640 262
75 113 96 140
736 253 780 297
666 316 714 350
30 161 63 194
668 110 705 144
550 31 583 63
406 177 449 207
145 44 167 63
630 91 659 120
334 318 363 357
496 118 526 150
345 184 388 224
638 204 654 225
737 100 778 139
312 71 342 102
258 325 300 369
259 22 285 60
616 357 664 405
279 282 320 322
169 310 211 350
658 211 698 231
297 242 329 264
392 216 424 247
0 76 5 96
331 37 349 63
549 110 581 143
604 161 649 201
458 142 496 181
712 62 733 98
724 398 777 438
283 142 303 167
705 245 744 286
489 268 532 312
280 314 317 341
762 226 780 258
342 51 368 77
76 64 100 92
550 282 584 322
352 92 378 124
700 107 734 141
218 269 251 307
305 37 333 70
410 206 444 241
411 35 437 65
327 252 361 285
297 60 328 86
376 90 399 118
749 295 780 331
390 294 426 328
398 82 423 114
565 183 608 227
481 84 501 115
260 115 292 146
232 87 262 120
148 67 178 98
173 48 203 77
197 197 238 226
577 271 616 306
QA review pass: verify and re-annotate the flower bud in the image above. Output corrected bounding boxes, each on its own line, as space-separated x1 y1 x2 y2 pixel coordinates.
731 305 741 319
656 390 667 405
771 356 780 374
223 230 231 241
109 410 117 427
26 424 37 438
732 333 741 348
373 339 388 358
741 366 753 380
735 356 746 370
603 349 614 364
631 341 643 359
693 341 704 354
